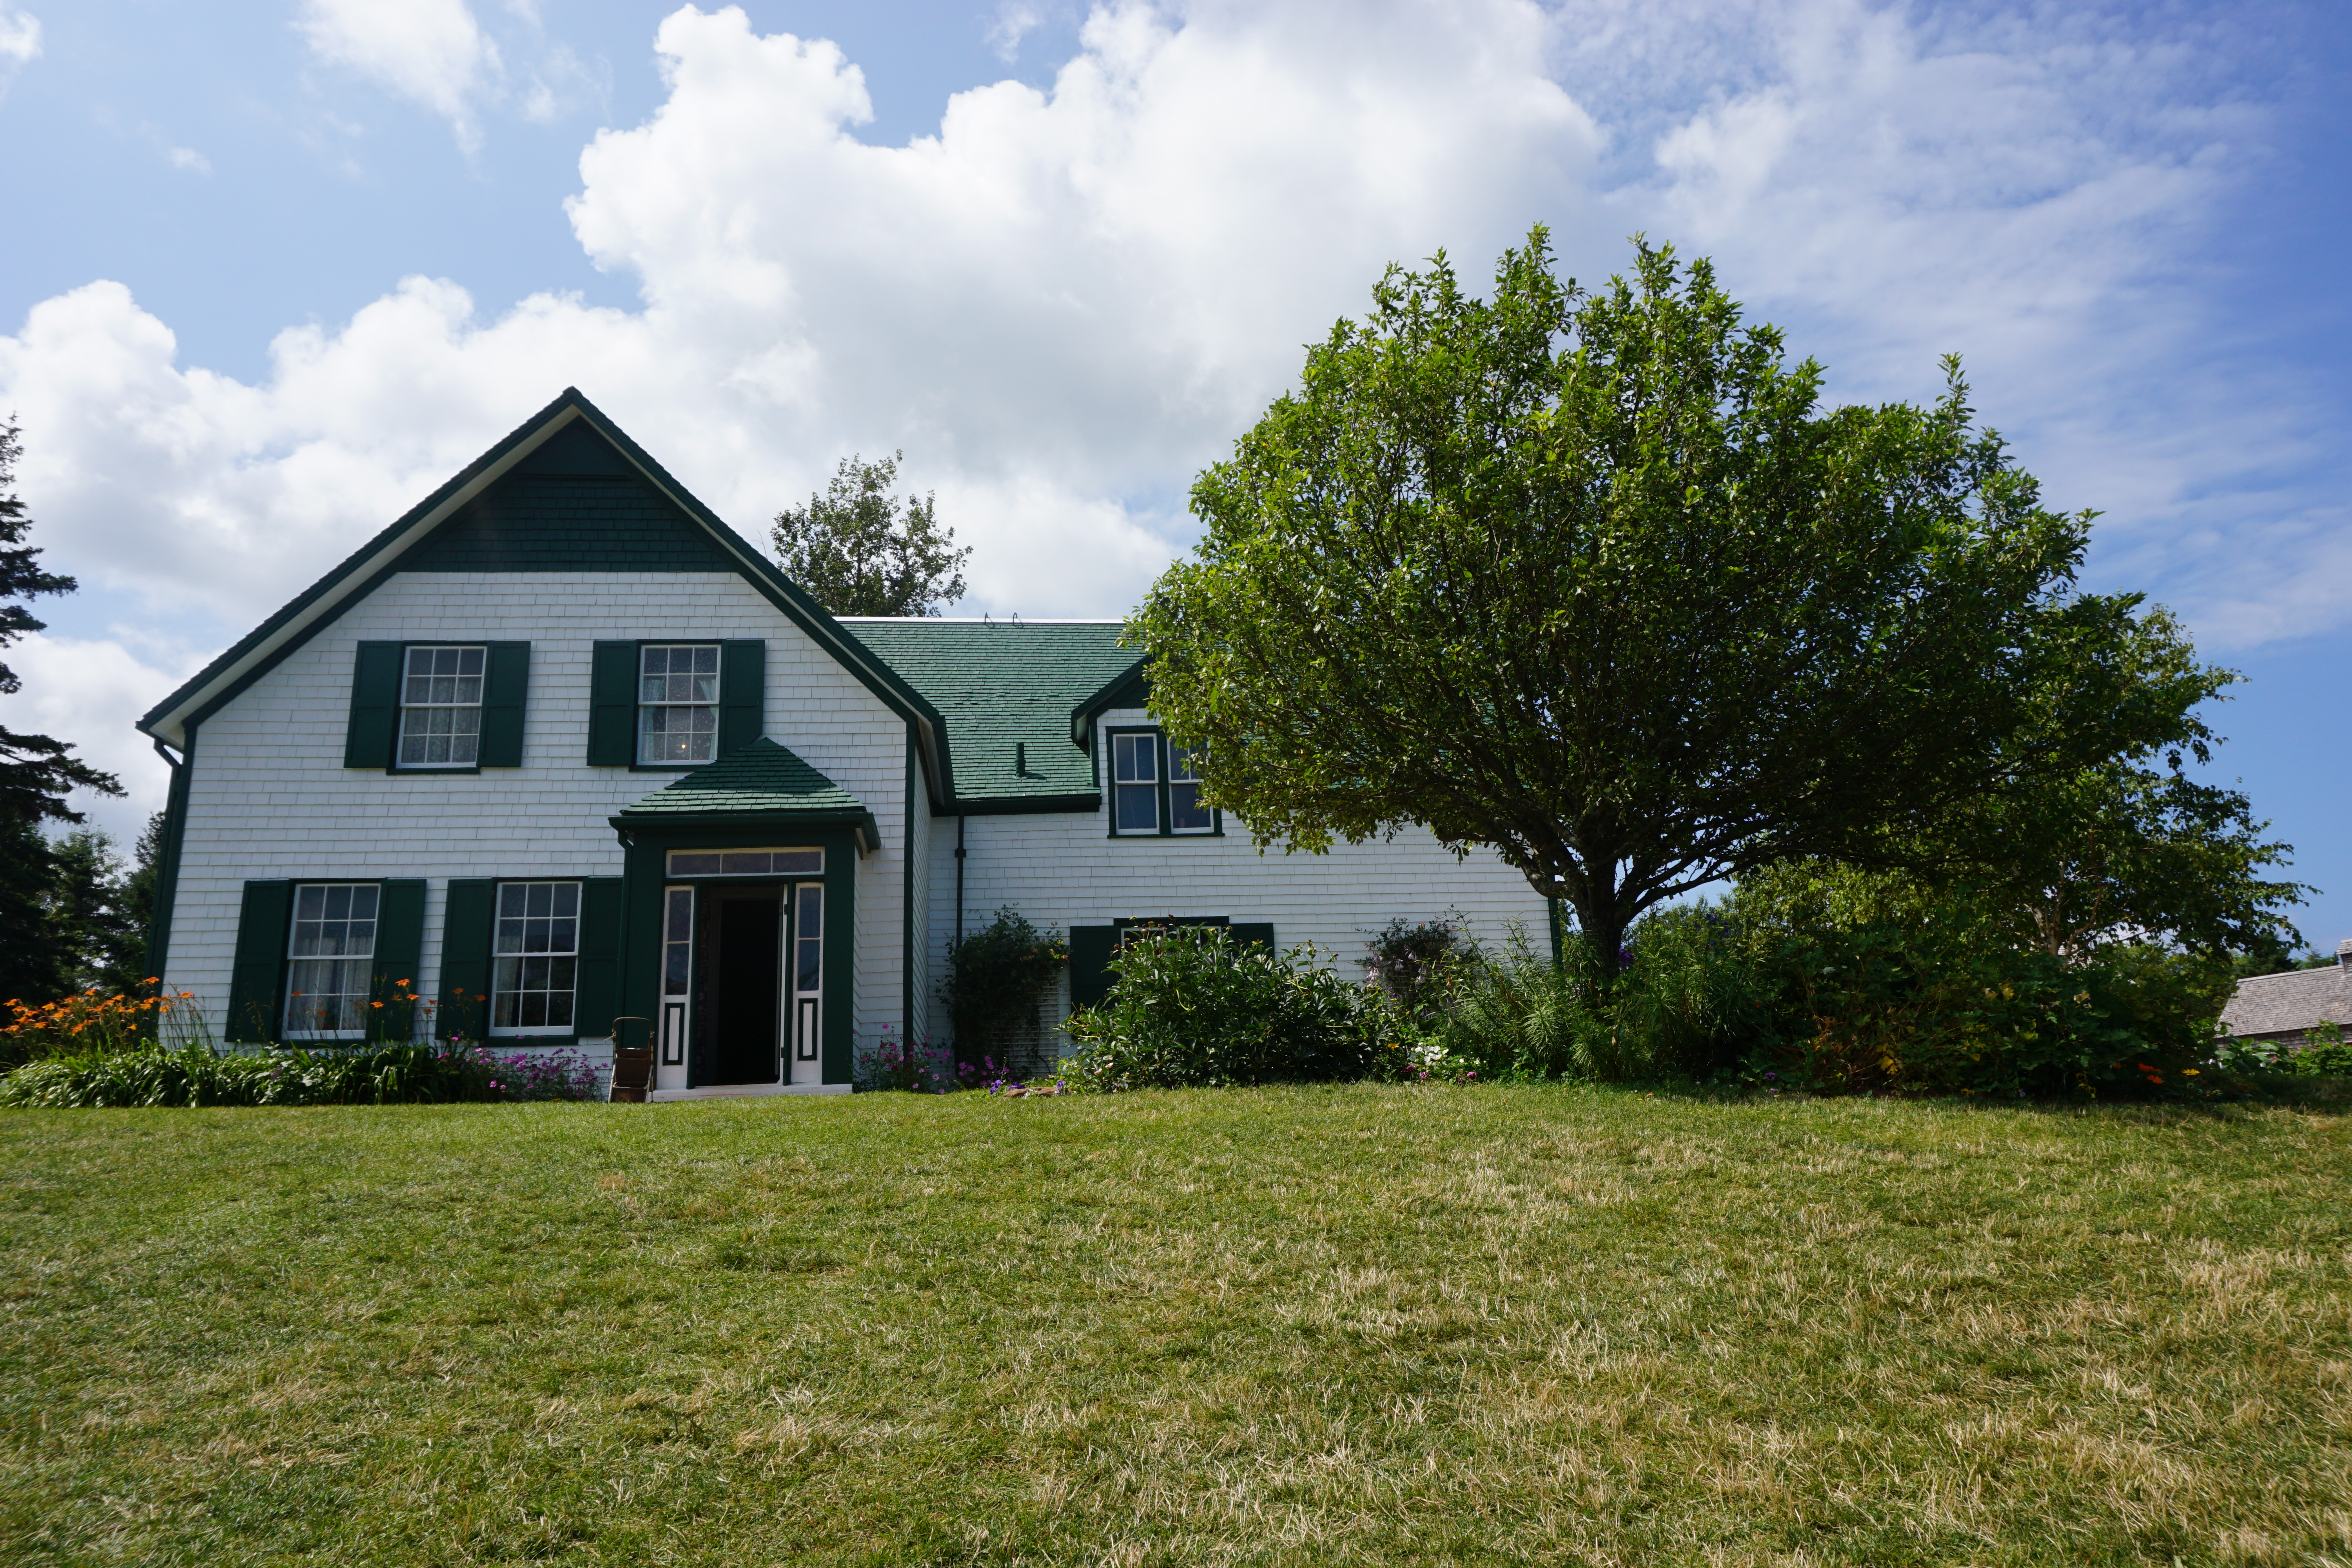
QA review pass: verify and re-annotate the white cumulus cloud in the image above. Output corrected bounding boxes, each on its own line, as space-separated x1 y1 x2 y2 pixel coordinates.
0 0 2338 817
297 0 502 148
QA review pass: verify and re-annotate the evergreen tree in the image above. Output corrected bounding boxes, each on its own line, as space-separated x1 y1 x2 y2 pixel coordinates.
0 417 123 1003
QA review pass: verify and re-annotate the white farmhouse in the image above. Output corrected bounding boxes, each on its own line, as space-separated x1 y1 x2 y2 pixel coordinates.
138 390 1552 1096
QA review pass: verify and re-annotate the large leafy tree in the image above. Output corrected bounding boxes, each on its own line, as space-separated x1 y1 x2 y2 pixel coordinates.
1134 232 2151 973
772 451 971 617
0 418 122 1004
1915 601 2302 958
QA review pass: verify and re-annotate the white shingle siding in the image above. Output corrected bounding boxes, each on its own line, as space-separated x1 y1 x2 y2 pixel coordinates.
163 570 911 1058
927 705 1553 1066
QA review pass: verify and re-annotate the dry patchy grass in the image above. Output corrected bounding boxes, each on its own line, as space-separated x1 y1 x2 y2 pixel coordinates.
1 1085 2347 1565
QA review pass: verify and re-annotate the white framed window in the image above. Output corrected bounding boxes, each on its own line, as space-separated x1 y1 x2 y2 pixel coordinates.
492 881 580 1034
398 645 485 768
284 882 379 1039
639 644 720 765
1168 744 1214 834
1111 730 1159 834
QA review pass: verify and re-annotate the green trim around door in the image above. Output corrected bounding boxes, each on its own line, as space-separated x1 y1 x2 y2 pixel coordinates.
617 823 862 1087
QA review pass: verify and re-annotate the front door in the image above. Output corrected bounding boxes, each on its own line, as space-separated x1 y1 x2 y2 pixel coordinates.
705 885 784 1086
652 864 826 1091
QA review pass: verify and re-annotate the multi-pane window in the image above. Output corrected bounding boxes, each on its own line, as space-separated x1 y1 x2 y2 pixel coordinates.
284 882 379 1039
1111 731 1218 837
1168 745 1213 834
639 644 719 765
398 646 485 768
492 881 579 1034
1112 731 1159 833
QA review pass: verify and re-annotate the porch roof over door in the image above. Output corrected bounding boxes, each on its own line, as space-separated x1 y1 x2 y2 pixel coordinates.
611 737 881 854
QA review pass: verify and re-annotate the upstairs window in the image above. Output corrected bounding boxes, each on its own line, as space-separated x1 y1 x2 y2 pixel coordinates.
492 881 579 1035
1168 745 1213 834
1109 729 1220 838
284 882 379 1039
1112 731 1159 833
398 646 485 768
639 644 719 765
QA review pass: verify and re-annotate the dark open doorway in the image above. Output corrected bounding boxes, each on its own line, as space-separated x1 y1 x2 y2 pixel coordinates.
702 885 782 1085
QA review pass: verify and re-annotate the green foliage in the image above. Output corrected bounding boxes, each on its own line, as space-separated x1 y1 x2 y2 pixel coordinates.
1135 229 2105 973
771 450 971 616
1061 926 1382 1089
0 417 123 864
1362 914 1472 1025
1895 602 2304 959
1437 909 1771 1084
0 1037 600 1108
940 907 1066 1063
1730 864 2234 1099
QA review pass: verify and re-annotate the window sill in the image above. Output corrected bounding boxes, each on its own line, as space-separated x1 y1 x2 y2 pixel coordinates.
384 766 484 776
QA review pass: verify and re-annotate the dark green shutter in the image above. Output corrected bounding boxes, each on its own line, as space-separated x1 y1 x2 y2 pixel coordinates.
372 880 427 1038
344 643 403 769
587 642 637 766
225 880 292 1044
479 642 530 768
720 640 765 755
573 877 624 1041
1069 925 1118 1012
1232 923 1275 952
438 879 495 1041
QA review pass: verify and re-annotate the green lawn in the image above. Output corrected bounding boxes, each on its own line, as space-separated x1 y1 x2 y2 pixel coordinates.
3 1087 2348 1566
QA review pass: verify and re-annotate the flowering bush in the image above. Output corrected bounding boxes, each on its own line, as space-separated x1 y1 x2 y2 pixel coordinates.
853 1033 955 1093
0 982 201 1071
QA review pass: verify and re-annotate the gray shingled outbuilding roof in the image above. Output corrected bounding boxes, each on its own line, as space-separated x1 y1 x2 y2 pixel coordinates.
2220 964 2352 1040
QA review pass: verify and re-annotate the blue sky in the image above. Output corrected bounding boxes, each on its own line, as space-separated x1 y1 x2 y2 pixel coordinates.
1 0 2347 949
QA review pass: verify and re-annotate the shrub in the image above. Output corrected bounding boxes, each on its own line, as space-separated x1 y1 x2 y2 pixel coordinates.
941 908 1067 1067
1731 869 2233 1098
1061 926 1382 1089
0 1038 600 1109
853 1033 955 1093
1433 909 1770 1084
1363 915 1472 1026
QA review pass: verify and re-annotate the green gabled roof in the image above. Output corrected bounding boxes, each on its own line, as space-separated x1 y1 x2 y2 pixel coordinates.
841 619 1144 810
613 738 880 850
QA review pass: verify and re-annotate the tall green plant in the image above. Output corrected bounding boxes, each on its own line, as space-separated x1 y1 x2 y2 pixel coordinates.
942 907 1067 1065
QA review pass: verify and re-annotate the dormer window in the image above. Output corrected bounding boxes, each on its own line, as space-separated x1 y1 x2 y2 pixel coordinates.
639 644 720 765
398 646 485 768
1109 728 1220 838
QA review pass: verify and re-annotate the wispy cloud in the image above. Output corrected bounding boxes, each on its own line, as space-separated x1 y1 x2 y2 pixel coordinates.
0 5 40 84
987 2 1046 62
296 0 501 151
166 145 211 174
